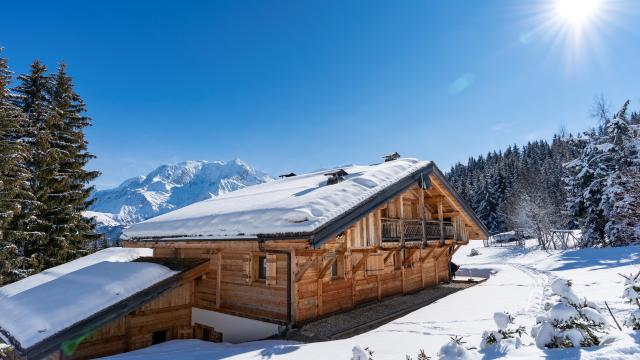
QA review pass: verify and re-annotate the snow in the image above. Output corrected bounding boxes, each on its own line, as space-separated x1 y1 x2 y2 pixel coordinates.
350 345 371 360
437 339 473 360
103 240 640 360
548 302 580 322
122 159 431 240
87 159 272 243
493 312 512 330
0 247 152 297
0 247 175 350
84 210 120 227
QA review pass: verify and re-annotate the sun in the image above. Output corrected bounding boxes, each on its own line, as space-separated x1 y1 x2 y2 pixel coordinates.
554 0 602 28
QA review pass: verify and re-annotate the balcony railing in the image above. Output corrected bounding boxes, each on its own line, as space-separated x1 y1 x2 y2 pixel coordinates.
381 218 454 243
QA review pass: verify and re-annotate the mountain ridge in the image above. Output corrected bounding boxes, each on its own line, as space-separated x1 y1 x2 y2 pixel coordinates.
85 159 273 242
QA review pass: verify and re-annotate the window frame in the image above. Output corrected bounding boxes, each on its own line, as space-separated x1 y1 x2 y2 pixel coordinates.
330 255 344 280
256 254 267 282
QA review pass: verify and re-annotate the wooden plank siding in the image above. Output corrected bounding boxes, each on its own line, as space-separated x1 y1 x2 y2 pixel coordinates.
292 244 453 323
65 282 194 359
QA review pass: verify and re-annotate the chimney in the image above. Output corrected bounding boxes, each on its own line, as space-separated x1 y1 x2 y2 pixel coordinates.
324 169 348 185
383 152 401 162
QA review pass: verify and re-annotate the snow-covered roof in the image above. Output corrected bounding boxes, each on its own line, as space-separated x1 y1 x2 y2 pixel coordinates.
0 248 177 353
122 158 432 241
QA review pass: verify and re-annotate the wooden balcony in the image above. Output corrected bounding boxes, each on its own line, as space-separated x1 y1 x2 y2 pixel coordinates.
381 218 454 244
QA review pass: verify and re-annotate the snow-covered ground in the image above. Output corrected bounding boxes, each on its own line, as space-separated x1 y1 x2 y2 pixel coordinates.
104 241 640 359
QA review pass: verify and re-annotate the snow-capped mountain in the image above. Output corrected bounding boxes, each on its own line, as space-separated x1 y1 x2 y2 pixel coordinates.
86 159 273 243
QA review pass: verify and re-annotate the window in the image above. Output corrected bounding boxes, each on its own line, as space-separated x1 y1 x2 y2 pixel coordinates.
152 329 167 345
331 261 338 278
330 257 344 279
202 328 210 341
393 252 401 271
257 255 267 280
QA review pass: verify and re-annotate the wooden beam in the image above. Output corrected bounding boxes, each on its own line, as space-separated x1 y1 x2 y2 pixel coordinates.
318 257 337 279
402 248 416 267
216 252 222 309
294 254 316 282
438 200 444 243
180 260 211 282
430 176 487 239
434 246 449 261
419 247 436 262
384 249 397 263
352 253 368 274
399 195 405 247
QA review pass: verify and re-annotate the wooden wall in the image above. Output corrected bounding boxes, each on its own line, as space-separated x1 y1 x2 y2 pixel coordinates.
154 247 290 323
293 245 452 323
64 282 193 360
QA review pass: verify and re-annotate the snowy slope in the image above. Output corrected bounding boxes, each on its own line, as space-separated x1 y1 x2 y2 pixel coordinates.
0 248 168 350
122 159 430 240
104 242 640 359
86 159 273 242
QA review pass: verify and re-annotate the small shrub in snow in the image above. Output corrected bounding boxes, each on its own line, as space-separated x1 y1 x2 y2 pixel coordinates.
405 349 431 360
438 336 473 360
469 248 480 257
621 270 640 329
351 346 374 360
480 312 526 350
531 279 609 348
624 309 640 330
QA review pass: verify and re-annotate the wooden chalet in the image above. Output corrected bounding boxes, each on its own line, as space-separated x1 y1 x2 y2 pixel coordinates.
0 157 488 359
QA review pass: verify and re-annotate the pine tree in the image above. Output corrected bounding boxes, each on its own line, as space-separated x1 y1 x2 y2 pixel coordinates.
12 60 59 270
600 101 640 245
532 279 609 348
564 128 610 247
0 51 38 284
46 63 101 260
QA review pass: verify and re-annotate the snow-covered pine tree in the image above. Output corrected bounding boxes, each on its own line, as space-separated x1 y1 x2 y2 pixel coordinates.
12 60 83 270
564 127 610 247
449 137 577 235
0 50 38 284
532 279 608 348
471 172 501 233
621 270 640 330
565 100 640 247
45 63 101 261
480 312 526 350
600 101 640 245
438 336 473 360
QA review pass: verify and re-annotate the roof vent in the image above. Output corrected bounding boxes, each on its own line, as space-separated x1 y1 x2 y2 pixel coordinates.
324 169 348 185
279 172 296 178
383 152 401 162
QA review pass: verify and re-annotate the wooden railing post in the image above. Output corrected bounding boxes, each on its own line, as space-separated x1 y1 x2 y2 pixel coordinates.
438 200 444 244
399 196 405 247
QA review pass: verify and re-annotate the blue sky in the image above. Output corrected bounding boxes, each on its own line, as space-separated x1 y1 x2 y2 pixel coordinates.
2 0 639 188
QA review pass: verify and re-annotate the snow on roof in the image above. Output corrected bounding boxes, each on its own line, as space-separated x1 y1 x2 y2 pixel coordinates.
0 247 176 350
122 158 431 240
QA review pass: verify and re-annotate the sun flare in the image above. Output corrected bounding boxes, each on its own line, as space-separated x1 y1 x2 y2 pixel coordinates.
554 0 601 28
